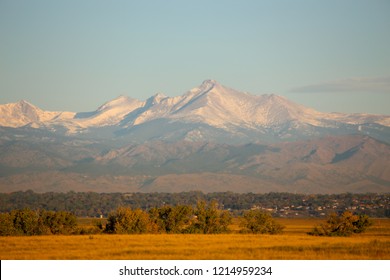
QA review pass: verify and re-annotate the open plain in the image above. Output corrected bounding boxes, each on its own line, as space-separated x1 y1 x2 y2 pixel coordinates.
1 218 389 260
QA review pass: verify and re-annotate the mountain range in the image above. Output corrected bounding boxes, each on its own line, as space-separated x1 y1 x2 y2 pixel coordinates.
0 80 389 193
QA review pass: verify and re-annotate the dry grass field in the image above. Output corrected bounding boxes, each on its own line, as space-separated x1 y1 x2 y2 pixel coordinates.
1 218 389 260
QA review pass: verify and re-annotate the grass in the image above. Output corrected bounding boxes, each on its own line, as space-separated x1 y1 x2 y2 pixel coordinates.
0 218 389 260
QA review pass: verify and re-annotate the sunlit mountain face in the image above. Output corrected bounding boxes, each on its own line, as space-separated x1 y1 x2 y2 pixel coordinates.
1 80 389 194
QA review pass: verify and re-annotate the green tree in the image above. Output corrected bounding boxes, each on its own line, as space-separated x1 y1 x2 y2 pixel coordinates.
239 209 284 234
105 207 157 234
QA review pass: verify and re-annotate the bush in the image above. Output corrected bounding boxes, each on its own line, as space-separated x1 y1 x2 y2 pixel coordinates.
308 211 373 237
239 209 284 234
105 207 158 234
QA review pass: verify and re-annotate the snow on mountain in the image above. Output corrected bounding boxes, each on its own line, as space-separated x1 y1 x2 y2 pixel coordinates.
327 112 390 127
118 79 389 131
0 100 62 127
73 95 143 127
1 80 389 139
118 79 330 129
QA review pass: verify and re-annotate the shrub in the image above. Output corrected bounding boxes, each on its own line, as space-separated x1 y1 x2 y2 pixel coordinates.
308 211 373 237
239 209 284 234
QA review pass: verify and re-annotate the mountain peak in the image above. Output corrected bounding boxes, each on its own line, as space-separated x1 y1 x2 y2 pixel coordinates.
17 99 32 105
145 93 167 106
0 99 59 127
14 99 41 114
201 79 218 86
110 95 134 103
97 95 137 112
114 94 129 100
15 99 39 110
152 92 167 99
197 79 221 93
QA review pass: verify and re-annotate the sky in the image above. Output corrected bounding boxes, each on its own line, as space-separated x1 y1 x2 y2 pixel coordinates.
0 0 389 114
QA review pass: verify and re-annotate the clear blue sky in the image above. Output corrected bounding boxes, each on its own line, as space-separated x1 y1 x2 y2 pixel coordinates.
1 0 389 114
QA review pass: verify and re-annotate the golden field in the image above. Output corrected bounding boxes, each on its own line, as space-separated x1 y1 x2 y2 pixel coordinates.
1 218 389 260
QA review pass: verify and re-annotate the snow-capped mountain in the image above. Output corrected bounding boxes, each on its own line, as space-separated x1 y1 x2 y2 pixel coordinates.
1 81 390 194
1 80 389 143
118 79 328 129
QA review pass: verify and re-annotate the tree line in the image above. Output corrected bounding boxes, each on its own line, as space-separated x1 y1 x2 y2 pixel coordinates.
1 191 389 218
0 201 285 236
0 202 372 237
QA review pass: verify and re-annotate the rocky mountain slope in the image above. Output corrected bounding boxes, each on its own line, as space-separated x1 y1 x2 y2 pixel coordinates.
0 131 388 193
